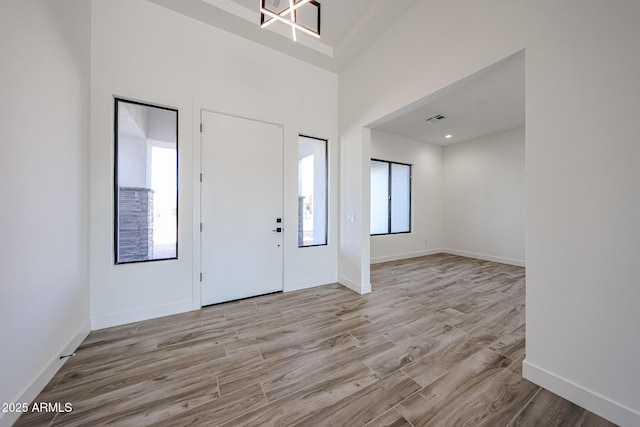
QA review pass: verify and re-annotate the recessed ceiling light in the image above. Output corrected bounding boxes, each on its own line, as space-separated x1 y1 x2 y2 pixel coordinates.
445 134 452 139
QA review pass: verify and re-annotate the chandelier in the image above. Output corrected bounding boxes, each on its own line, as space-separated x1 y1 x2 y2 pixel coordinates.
260 0 321 42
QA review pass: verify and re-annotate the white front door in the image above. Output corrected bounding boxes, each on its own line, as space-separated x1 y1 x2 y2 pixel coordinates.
201 111 284 306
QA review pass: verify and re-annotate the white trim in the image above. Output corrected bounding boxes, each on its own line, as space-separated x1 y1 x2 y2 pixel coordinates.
523 359 640 427
192 102 202 311
198 109 286 308
285 275 337 292
370 248 443 264
91 300 193 330
200 108 284 129
338 276 371 295
442 248 525 267
0 319 91 427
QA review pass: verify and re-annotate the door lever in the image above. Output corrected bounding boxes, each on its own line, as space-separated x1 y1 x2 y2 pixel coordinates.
272 227 282 233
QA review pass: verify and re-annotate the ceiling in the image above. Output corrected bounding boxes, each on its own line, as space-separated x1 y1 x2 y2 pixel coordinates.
372 52 525 146
146 0 419 72
146 1 523 145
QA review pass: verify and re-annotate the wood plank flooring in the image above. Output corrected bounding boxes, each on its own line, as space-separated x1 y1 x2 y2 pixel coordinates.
15 254 617 426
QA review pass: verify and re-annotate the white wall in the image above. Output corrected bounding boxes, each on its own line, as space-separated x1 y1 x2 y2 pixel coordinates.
443 126 525 266
118 135 148 188
339 0 640 425
0 1 91 426
338 127 371 293
90 0 339 329
523 2 640 424
370 130 443 264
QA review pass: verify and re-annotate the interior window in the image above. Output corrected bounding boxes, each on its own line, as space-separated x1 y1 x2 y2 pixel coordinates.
298 135 328 247
370 159 411 235
114 98 178 264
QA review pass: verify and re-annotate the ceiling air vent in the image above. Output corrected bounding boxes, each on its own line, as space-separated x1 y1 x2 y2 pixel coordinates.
425 114 446 123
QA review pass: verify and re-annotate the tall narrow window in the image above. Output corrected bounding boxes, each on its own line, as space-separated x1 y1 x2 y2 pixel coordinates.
370 159 411 235
298 135 328 247
114 99 178 263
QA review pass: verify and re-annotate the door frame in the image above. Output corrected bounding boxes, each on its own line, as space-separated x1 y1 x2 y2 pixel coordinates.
196 108 285 307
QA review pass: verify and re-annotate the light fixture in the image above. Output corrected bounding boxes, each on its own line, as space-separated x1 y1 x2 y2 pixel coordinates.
260 0 321 41
445 134 453 139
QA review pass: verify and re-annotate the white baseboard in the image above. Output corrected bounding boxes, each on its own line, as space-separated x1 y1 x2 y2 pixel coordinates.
91 300 193 330
523 359 640 427
285 275 337 292
442 248 525 267
338 276 371 295
0 319 91 427
370 248 443 264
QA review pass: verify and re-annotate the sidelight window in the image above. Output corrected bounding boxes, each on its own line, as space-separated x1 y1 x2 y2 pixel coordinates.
114 98 178 264
298 135 328 247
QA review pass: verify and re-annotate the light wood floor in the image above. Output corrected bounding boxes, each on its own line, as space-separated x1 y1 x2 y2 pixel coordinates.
16 254 617 426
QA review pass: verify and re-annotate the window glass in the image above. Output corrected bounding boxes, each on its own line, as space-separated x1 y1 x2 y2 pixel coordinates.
370 159 411 235
391 163 411 233
115 99 178 263
370 160 390 235
298 135 328 247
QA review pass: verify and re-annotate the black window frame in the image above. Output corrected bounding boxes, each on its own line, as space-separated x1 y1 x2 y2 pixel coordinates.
114 97 179 265
298 134 329 248
370 158 412 236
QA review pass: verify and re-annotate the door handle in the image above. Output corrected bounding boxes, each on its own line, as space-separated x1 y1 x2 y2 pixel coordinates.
272 227 282 233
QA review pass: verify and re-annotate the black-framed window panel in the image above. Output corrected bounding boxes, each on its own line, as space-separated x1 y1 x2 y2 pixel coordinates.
260 0 321 37
114 98 178 264
370 159 411 235
298 135 328 247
